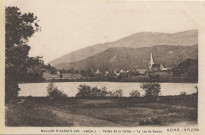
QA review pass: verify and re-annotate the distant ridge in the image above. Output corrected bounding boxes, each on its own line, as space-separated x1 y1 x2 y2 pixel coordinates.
55 45 198 71
49 30 198 69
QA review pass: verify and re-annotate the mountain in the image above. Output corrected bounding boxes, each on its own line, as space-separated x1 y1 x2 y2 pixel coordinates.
49 30 198 67
55 45 198 71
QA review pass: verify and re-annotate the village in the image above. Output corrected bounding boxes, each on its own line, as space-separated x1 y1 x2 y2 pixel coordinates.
41 53 192 83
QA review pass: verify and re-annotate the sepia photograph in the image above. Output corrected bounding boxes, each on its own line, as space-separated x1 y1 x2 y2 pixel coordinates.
1 0 205 134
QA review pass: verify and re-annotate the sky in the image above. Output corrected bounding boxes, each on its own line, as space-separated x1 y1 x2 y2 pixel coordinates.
4 0 205 63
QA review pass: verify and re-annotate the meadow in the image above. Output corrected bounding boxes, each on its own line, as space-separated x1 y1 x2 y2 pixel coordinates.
6 96 197 127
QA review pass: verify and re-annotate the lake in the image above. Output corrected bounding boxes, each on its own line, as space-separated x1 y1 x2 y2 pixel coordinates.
19 82 197 97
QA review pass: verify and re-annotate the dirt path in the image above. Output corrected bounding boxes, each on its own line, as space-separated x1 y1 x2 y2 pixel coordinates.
44 105 123 127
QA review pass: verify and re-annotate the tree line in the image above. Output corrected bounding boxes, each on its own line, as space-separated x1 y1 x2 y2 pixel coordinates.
173 58 198 82
46 82 161 101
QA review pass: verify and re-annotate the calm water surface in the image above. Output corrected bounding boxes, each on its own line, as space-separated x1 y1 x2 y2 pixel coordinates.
19 82 197 97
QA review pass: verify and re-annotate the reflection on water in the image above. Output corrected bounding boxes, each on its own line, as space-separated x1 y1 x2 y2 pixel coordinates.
19 82 197 97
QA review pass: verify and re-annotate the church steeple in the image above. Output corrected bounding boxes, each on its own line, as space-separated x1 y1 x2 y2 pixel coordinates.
149 52 154 70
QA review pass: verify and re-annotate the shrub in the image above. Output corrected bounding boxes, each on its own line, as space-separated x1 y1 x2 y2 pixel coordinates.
195 85 198 91
75 84 125 98
106 91 114 97
191 85 198 102
129 90 140 97
140 82 161 97
76 84 92 97
47 82 67 100
76 84 109 98
26 95 34 102
91 86 102 97
100 86 108 97
111 89 123 97
180 91 187 96
193 85 198 95
105 89 124 97
139 117 161 125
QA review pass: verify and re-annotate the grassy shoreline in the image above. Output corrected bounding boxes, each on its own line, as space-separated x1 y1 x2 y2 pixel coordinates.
6 96 197 127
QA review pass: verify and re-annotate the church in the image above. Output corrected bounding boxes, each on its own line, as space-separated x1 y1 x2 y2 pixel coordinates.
149 53 164 72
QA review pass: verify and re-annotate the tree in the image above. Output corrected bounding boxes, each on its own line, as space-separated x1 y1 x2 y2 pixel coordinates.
173 59 198 82
22 56 44 82
5 6 40 102
76 84 92 97
70 68 75 74
129 90 140 97
91 86 101 97
180 91 187 96
112 89 123 97
194 85 198 95
47 82 67 101
6 6 40 65
75 84 109 98
46 64 52 70
50 67 57 74
80 69 87 77
140 82 161 97
100 86 108 97
5 67 20 102
75 70 79 74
